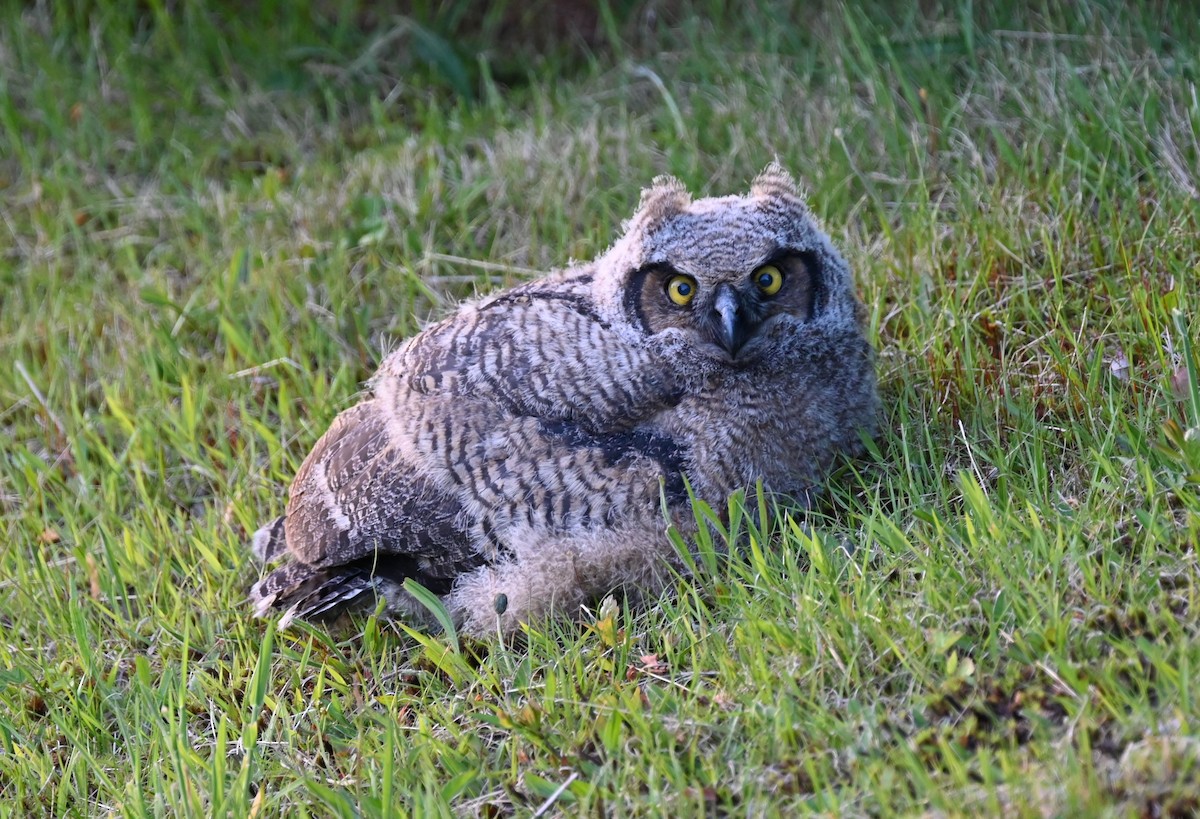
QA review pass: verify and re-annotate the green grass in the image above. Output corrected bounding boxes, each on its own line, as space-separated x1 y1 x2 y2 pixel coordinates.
3 0 1200 814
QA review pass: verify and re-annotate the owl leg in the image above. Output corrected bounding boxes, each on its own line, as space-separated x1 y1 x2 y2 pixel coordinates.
446 521 680 637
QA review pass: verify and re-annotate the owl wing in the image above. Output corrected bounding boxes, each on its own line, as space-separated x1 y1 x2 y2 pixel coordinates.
388 273 684 433
251 273 686 618
366 274 691 535
255 400 485 579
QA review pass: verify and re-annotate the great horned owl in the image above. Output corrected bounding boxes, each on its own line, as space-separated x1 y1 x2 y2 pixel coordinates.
248 163 878 636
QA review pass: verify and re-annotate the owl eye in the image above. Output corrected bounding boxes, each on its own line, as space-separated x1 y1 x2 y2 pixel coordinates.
666 274 697 306
754 265 784 296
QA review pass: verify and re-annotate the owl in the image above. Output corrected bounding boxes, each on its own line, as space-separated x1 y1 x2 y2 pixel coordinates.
248 163 878 637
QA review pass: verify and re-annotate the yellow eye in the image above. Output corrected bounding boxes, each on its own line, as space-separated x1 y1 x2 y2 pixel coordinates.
666 274 697 306
754 265 784 296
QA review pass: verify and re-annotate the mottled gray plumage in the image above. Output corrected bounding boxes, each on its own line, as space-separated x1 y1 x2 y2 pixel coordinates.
248 163 878 636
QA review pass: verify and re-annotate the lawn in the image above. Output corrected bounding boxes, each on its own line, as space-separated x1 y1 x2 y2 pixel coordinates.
2 1 1200 815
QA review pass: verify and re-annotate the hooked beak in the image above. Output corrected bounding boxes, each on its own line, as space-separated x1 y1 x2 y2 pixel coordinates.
711 284 755 356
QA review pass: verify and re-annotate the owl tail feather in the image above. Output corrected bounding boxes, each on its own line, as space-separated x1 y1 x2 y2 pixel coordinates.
249 562 376 628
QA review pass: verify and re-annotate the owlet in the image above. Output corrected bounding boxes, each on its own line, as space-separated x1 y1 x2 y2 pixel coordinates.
248 163 878 636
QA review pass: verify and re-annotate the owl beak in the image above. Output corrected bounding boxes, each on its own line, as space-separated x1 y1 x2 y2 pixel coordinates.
712 284 753 357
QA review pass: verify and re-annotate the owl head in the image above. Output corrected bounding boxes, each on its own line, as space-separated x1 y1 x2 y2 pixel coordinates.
595 163 864 369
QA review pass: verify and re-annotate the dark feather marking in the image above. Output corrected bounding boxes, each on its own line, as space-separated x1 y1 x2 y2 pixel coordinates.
538 420 689 506
479 516 512 560
482 289 610 329
476 456 496 495
252 515 288 563
623 267 654 334
477 368 529 416
760 246 824 320
440 415 455 469
559 492 573 527
805 250 827 319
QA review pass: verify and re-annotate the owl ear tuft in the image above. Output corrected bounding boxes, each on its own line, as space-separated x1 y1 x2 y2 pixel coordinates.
631 174 691 231
751 162 804 201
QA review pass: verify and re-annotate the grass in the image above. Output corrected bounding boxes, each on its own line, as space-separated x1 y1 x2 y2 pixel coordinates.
2 0 1200 814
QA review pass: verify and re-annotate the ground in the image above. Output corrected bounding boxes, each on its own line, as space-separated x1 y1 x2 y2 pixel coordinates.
1 1 1199 815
